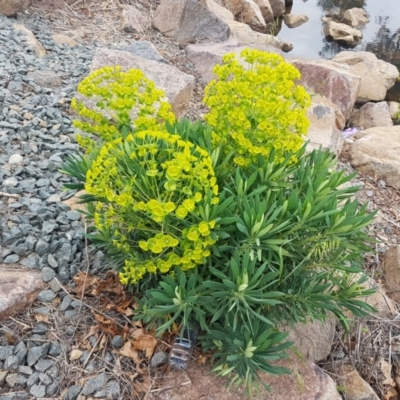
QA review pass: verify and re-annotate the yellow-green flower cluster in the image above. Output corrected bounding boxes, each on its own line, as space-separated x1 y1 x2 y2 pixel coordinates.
71 66 175 150
203 49 311 166
84 130 219 285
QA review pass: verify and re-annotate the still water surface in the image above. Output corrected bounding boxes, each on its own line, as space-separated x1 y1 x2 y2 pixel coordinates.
277 0 400 99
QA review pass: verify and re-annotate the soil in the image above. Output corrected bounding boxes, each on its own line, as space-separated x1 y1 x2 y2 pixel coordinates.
4 0 400 399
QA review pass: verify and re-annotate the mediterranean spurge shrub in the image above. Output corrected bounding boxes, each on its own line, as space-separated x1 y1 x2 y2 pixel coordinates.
62 49 377 396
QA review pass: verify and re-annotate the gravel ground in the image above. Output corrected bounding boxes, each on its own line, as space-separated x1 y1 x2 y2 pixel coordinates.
0 11 127 400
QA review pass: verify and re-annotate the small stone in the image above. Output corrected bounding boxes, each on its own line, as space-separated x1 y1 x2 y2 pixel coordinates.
111 335 124 348
70 349 83 361
0 370 8 385
17 365 33 375
47 253 58 269
2 177 18 188
5 372 18 387
4 254 20 263
35 239 49 256
48 278 62 292
66 210 81 221
4 355 20 370
26 371 40 387
82 372 109 395
27 346 44 367
47 194 61 202
14 342 27 363
37 289 56 303
34 358 53 372
367 190 374 197
59 295 73 311
48 343 62 357
41 267 56 282
42 221 57 234
150 351 168 367
46 381 59 396
9 154 23 164
0 346 14 360
30 383 47 398
66 385 82 400
94 380 120 399
38 372 52 385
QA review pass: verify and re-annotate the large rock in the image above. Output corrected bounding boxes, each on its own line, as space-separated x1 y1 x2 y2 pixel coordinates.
337 365 379 400
225 0 266 31
269 0 285 17
348 126 400 189
349 101 393 130
360 275 396 315
384 245 400 303
91 48 194 117
158 353 341 400
0 0 31 16
332 51 399 102
323 21 362 47
200 0 234 22
342 7 369 27
291 58 361 120
228 20 293 51
152 0 230 45
282 318 336 363
283 14 309 28
12 24 46 58
185 40 281 83
253 0 274 23
306 94 344 156
121 4 146 34
0 264 45 322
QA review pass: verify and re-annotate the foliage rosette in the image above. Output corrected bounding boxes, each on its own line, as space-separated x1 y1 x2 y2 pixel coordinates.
84 130 219 285
71 66 175 150
203 49 311 166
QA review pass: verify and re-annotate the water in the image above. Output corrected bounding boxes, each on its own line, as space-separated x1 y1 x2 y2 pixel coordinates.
277 0 400 100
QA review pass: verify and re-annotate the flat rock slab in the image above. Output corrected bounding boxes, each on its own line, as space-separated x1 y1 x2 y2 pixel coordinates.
332 51 399 102
290 58 360 121
152 0 230 45
348 126 400 189
0 264 45 322
157 352 341 400
91 48 194 117
306 94 344 156
185 40 281 83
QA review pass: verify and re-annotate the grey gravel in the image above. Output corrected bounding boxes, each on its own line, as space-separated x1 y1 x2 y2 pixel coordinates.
30 383 47 398
111 335 124 348
41 266 56 281
65 385 82 400
27 346 45 367
37 289 56 302
34 358 54 372
4 355 20 370
150 351 168 367
82 372 109 395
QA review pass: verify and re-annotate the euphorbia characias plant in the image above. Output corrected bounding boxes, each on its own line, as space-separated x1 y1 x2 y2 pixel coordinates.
62 49 377 396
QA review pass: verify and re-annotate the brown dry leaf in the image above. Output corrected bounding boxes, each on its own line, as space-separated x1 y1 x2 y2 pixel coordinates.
119 340 142 364
197 354 207 365
94 313 123 337
4 332 16 345
131 335 157 359
133 376 151 394
384 386 399 400
380 359 395 386
34 313 49 323
73 271 100 296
